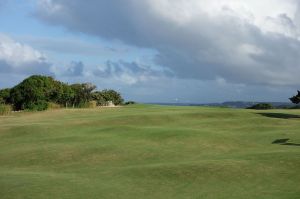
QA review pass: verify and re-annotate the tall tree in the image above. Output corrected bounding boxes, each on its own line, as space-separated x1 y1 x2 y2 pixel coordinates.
100 89 124 105
290 91 300 104
92 91 106 106
71 83 96 107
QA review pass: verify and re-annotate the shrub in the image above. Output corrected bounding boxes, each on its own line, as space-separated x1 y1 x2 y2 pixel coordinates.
0 104 12 115
247 103 274 110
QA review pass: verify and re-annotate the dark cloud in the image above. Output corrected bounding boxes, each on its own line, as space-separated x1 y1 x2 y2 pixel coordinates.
35 0 300 86
93 60 174 84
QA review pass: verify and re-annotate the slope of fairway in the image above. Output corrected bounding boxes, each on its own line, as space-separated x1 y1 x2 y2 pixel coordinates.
0 105 300 199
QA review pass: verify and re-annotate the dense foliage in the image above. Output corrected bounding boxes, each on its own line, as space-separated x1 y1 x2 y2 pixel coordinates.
98 89 123 105
247 103 274 110
0 75 124 111
9 76 59 110
0 88 11 104
92 90 124 106
290 90 300 104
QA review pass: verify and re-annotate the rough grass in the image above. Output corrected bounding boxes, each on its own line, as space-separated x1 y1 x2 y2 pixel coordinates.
0 105 300 199
0 104 12 115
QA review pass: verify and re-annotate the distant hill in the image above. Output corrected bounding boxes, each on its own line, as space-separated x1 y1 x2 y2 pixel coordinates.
152 101 295 108
209 101 294 108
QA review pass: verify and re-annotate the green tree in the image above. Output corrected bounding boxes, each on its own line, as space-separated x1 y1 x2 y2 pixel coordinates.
71 83 96 107
92 91 106 106
59 83 75 108
100 89 124 105
290 91 300 104
0 88 11 104
10 75 58 110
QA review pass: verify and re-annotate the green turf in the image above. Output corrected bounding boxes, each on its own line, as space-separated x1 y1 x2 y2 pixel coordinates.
0 105 300 199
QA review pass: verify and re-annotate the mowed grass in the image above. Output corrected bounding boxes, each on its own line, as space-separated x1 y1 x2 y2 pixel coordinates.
0 105 300 199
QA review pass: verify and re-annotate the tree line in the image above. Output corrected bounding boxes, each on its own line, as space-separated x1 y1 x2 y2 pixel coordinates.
0 75 124 111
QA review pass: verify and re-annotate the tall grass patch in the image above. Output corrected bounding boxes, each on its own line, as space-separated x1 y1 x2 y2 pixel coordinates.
48 102 62 110
78 100 97 108
0 104 12 115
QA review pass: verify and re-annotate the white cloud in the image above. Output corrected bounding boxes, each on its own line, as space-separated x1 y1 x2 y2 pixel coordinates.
0 33 53 75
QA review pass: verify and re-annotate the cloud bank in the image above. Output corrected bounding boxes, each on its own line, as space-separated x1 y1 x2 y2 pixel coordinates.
93 60 173 85
35 0 300 86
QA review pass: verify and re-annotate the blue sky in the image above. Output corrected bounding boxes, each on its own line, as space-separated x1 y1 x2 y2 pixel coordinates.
1 0 300 103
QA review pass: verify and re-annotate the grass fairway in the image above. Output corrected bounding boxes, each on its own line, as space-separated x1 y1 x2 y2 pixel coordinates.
0 105 300 199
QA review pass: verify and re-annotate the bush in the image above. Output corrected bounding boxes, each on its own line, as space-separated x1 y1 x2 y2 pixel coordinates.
0 104 12 115
247 103 274 110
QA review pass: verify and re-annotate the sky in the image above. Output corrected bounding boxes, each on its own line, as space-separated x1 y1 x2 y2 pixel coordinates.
1 0 300 103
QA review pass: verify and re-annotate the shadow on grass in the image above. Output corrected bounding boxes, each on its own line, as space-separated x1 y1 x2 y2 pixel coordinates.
257 113 300 119
272 139 300 147
283 143 300 146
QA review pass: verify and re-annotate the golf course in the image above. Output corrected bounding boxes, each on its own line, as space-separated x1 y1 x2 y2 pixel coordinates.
0 105 299 199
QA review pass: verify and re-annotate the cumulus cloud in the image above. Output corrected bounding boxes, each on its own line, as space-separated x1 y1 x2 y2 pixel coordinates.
0 33 53 75
34 0 300 86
